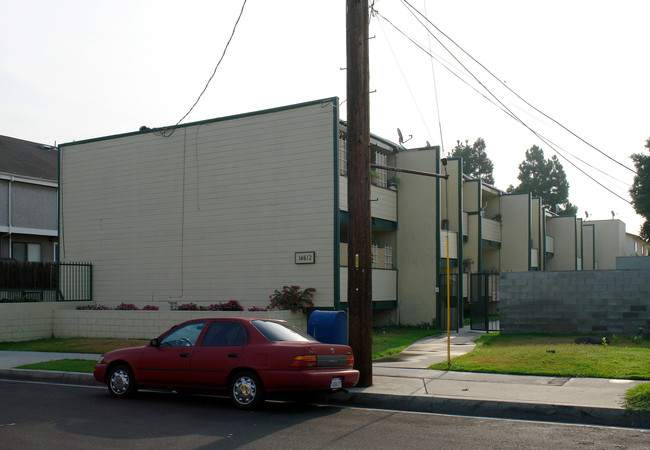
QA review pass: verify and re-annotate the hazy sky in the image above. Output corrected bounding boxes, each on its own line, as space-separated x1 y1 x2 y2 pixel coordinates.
1 0 648 234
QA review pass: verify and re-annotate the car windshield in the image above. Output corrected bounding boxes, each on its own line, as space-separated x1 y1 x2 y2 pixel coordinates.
252 320 317 342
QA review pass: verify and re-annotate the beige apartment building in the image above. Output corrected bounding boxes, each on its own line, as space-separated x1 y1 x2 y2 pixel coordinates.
58 98 646 327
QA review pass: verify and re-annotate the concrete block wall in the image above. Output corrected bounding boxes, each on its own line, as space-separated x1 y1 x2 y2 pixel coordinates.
0 302 89 342
500 270 650 336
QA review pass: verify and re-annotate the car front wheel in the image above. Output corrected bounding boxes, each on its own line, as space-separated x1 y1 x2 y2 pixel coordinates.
229 371 264 410
107 365 137 398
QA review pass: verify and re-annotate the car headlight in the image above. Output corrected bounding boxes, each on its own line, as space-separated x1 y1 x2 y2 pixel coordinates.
97 356 105 364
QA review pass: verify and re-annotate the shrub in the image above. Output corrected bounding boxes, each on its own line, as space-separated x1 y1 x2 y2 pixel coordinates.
115 303 139 310
218 300 243 311
268 285 315 313
248 306 269 312
205 300 243 311
0 297 41 303
177 303 199 311
76 304 111 310
142 305 159 311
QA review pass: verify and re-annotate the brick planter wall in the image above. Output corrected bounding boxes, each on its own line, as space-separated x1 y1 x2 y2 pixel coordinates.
0 302 90 342
53 310 307 339
0 303 307 342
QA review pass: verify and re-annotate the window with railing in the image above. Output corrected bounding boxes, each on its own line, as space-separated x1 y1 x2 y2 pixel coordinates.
374 151 387 187
339 135 347 176
340 242 394 269
384 245 393 269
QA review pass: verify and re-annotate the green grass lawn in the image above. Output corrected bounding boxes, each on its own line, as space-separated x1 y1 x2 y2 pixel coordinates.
372 326 442 359
17 359 97 373
7 331 650 410
430 333 650 380
0 338 148 354
624 383 650 412
10 327 441 374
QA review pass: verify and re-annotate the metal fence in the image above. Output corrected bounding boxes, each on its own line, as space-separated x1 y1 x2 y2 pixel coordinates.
0 261 92 302
56 262 92 301
469 273 500 332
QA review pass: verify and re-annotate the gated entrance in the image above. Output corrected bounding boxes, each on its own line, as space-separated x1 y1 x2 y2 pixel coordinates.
469 273 500 332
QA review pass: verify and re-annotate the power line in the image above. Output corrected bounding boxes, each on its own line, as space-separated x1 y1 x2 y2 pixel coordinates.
156 0 248 137
423 0 446 156
373 5 632 204
371 7 434 143
401 0 635 174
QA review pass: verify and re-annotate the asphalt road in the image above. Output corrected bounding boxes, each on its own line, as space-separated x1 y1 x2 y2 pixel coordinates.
0 379 647 449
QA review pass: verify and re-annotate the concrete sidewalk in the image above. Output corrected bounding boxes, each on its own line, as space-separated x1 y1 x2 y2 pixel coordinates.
329 327 648 428
0 328 648 428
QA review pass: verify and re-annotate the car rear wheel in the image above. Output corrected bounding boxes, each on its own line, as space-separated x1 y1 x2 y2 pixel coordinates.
107 365 137 398
229 371 264 410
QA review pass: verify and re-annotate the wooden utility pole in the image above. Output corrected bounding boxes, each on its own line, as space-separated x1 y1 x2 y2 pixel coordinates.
346 0 372 387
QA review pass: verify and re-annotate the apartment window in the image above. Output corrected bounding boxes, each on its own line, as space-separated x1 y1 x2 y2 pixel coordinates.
12 242 42 262
374 151 387 187
384 245 393 269
371 244 379 268
339 135 347 176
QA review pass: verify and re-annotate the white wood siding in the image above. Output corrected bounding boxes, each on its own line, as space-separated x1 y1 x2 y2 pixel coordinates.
339 268 396 302
60 102 337 308
440 230 458 259
481 217 501 243
545 235 555 254
339 176 397 222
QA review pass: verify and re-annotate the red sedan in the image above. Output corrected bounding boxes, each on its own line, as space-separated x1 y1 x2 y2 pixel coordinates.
94 317 360 409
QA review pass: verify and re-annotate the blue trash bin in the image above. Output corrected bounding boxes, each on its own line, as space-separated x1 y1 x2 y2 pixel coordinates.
308 310 348 345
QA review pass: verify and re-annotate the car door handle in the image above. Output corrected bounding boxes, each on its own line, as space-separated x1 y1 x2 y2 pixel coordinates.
227 353 238 358
180 353 190 358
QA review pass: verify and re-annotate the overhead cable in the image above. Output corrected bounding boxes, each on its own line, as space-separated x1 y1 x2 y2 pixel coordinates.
156 0 248 138
374 6 632 204
402 0 635 174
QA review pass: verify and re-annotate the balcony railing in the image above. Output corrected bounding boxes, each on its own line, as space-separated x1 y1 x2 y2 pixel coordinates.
481 217 501 243
462 211 468 236
531 248 539 268
339 267 397 302
545 235 555 254
339 176 397 222
440 230 458 259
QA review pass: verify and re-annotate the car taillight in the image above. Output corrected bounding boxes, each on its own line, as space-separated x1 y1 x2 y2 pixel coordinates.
290 355 317 368
347 354 354 368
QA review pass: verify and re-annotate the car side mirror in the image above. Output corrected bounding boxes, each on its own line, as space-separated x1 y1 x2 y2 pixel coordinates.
150 338 160 347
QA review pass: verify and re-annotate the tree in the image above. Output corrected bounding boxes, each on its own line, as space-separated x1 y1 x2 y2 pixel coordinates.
629 138 650 242
451 138 495 185
507 145 578 215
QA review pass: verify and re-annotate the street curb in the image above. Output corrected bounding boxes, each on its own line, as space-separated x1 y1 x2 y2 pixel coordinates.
0 368 102 387
2 369 647 429
326 391 650 429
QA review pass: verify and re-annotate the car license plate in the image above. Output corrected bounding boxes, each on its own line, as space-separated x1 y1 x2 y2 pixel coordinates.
330 377 343 389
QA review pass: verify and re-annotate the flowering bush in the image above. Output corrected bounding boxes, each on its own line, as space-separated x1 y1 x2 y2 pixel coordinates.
76 304 159 310
76 304 111 310
268 286 315 313
205 300 244 311
248 306 269 312
177 303 199 311
115 303 138 310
